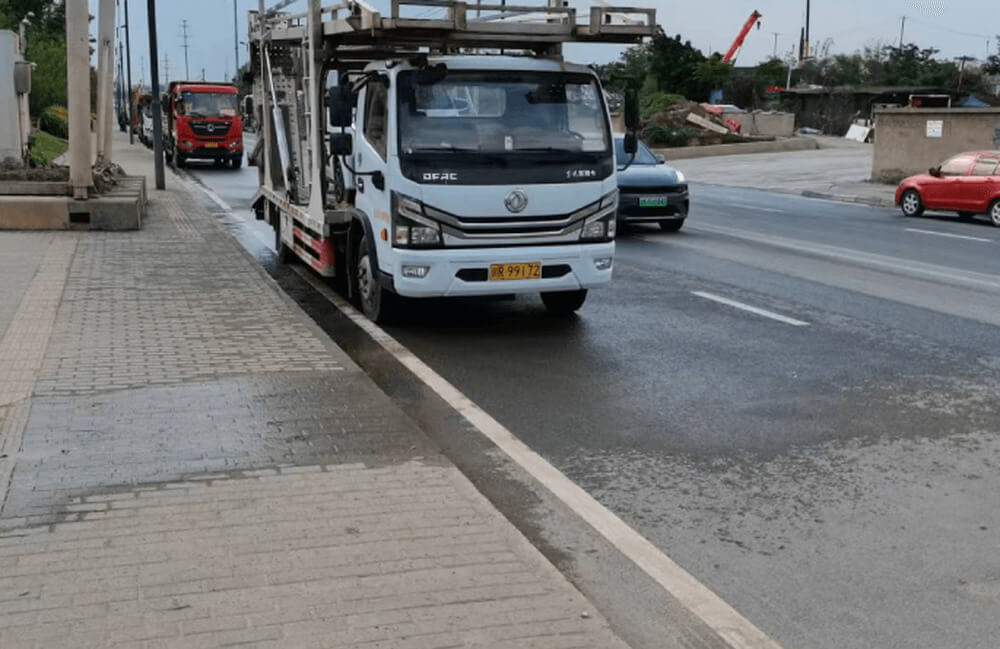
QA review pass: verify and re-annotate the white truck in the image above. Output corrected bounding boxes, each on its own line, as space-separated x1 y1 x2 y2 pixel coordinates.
248 0 653 322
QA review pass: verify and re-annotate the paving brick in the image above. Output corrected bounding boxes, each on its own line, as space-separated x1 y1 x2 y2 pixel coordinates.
0 133 632 649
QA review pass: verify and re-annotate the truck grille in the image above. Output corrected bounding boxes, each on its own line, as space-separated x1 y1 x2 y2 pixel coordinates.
189 121 231 137
425 204 599 239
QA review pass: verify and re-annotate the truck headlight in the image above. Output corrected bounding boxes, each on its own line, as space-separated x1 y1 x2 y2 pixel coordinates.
392 193 441 248
579 190 618 242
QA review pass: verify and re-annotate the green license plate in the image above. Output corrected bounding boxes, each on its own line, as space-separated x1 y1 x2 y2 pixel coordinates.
639 196 668 207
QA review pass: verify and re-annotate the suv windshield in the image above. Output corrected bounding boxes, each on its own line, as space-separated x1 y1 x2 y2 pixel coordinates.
614 138 658 165
179 91 238 118
398 70 609 154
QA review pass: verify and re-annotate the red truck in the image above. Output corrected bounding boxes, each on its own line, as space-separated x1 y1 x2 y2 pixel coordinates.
162 81 243 169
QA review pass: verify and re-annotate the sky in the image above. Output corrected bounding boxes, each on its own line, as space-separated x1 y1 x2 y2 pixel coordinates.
92 0 997 89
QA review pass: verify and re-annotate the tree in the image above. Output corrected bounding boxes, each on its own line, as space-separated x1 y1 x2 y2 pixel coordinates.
25 33 66 114
693 55 733 100
984 36 1000 75
1 0 68 115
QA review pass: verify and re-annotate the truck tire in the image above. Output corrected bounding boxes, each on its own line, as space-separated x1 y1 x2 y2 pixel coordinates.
355 234 396 324
172 147 185 169
541 289 587 315
273 210 295 264
230 155 243 170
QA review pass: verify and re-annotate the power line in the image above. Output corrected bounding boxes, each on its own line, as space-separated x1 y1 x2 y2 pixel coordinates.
179 18 190 79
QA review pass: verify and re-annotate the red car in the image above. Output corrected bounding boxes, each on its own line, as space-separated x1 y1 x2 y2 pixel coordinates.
896 151 1000 226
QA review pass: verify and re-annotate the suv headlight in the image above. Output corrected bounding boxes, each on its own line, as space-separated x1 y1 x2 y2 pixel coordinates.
392 193 442 248
579 190 618 242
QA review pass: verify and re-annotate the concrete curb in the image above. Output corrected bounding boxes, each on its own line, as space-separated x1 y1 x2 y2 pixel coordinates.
653 137 820 161
800 190 896 208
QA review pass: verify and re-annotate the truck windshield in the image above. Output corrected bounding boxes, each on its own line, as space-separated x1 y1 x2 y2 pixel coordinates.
179 91 238 118
397 70 609 154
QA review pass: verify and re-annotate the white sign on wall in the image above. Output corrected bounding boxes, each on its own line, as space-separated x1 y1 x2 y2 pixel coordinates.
926 120 944 138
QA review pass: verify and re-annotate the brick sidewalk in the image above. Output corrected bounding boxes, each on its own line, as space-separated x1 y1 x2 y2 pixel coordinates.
0 133 631 649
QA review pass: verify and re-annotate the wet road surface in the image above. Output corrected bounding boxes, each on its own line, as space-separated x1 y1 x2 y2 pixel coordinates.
191 157 1000 649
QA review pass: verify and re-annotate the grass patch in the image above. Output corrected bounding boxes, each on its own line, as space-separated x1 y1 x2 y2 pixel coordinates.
29 130 68 166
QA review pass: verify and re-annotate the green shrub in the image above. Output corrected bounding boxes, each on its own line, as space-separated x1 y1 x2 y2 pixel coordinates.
25 34 67 116
39 105 68 138
642 124 698 148
640 92 685 120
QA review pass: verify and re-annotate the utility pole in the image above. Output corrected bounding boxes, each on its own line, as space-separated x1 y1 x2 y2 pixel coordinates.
162 54 170 86
804 0 810 59
898 16 906 49
148 0 165 190
234 0 239 82
124 0 134 144
67 0 91 199
772 32 781 58
180 19 191 79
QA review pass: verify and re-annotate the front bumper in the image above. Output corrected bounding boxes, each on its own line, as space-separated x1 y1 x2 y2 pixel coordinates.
386 242 615 298
617 187 689 222
181 145 243 160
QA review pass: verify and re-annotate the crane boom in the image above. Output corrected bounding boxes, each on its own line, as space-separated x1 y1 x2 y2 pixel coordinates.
722 9 762 64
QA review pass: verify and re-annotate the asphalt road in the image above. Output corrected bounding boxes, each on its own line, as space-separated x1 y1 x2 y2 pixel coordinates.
191 156 1000 649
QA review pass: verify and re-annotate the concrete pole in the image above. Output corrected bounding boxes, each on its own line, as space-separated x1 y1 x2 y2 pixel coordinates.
67 0 92 199
96 0 115 163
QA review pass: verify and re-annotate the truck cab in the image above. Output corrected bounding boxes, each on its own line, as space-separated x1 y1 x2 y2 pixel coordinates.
334 56 618 317
162 82 244 169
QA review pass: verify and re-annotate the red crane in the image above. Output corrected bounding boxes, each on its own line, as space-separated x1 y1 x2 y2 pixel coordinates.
722 10 763 64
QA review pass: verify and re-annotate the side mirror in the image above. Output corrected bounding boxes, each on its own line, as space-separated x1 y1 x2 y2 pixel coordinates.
624 89 640 131
929 166 941 177
655 154 665 164
623 133 638 155
327 86 355 128
329 132 353 156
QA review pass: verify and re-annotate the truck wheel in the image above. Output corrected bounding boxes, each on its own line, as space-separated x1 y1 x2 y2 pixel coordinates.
900 189 923 217
355 234 396 324
172 148 185 169
230 155 243 170
541 289 588 315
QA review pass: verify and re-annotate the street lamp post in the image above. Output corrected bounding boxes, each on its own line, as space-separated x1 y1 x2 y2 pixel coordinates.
147 0 165 189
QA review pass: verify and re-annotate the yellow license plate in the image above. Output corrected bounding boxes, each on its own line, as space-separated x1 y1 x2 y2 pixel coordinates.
203 143 218 148
489 262 541 281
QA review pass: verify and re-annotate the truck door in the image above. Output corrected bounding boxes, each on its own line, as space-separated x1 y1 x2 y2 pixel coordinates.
355 78 392 268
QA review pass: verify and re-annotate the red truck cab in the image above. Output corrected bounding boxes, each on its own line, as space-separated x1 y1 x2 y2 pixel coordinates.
163 82 243 169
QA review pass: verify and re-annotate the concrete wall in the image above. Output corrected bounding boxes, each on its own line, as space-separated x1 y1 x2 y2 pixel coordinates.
872 108 1000 182
726 111 796 138
0 31 22 165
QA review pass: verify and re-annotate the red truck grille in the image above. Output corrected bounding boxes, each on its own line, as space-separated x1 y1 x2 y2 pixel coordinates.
189 121 231 137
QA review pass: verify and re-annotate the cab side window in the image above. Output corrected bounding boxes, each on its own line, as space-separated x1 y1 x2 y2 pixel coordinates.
972 158 999 176
363 79 389 161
